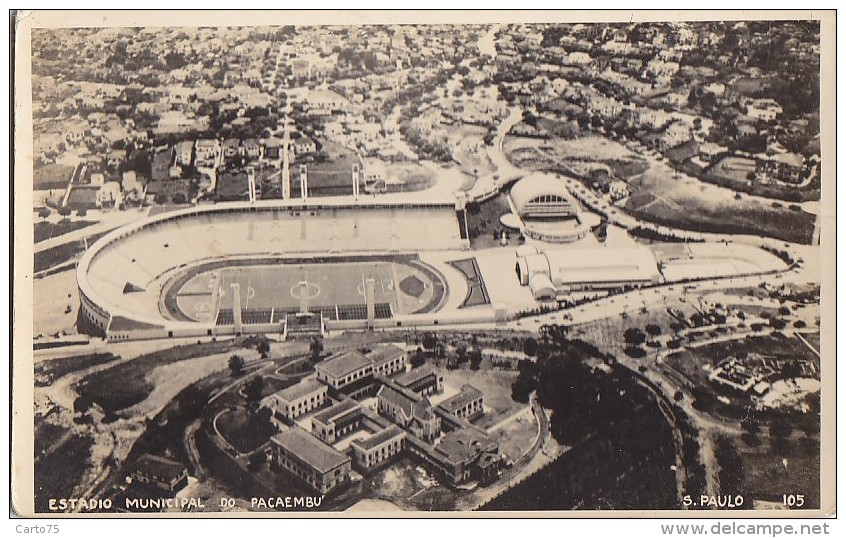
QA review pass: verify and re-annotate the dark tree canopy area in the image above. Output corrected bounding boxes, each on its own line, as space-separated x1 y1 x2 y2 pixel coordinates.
511 332 653 446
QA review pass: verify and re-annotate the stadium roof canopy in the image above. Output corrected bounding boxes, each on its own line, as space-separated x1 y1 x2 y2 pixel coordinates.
509 174 578 218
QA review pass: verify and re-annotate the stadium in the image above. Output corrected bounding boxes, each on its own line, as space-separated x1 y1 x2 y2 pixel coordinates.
77 187 790 342
77 197 502 341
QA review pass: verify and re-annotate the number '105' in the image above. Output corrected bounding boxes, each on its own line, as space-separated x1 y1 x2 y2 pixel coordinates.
783 494 805 507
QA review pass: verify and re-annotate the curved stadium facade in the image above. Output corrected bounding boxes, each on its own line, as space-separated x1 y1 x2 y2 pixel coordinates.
77 199 473 341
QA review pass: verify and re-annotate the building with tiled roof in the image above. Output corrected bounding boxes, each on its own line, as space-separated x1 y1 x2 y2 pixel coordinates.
315 350 373 390
129 454 189 493
436 384 484 421
376 382 440 442
270 428 351 494
393 364 443 397
350 425 406 470
366 344 407 377
261 377 327 422
311 398 364 444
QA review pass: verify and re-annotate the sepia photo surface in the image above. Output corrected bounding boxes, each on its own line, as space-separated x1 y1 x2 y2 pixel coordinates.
12 10 836 517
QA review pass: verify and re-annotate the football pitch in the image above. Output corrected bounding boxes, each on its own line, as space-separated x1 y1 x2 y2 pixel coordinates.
218 262 397 311
172 258 444 323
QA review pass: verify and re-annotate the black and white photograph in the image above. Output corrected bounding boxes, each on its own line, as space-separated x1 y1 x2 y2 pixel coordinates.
12 9 836 517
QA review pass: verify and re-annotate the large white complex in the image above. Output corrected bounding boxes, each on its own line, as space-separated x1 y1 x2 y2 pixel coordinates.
516 245 663 299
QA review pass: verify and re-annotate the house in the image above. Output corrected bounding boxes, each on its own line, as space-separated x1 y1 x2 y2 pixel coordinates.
222 139 241 160
241 139 262 160
698 142 728 163
270 428 351 494
608 180 629 201
746 98 782 122
347 123 382 142
293 136 317 157
756 152 805 184
121 171 139 192
660 122 693 151
194 139 220 167
97 181 121 208
66 124 87 143
430 428 502 484
175 140 194 167
736 123 759 138
108 149 127 169
303 89 349 112
262 137 283 160
261 378 328 423
129 454 189 493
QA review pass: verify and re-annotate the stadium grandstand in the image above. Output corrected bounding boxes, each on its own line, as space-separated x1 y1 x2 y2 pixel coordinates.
507 174 596 243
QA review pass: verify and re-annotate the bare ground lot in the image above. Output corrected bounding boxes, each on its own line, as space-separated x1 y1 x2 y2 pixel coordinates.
665 334 819 390
625 164 816 244
76 340 261 415
444 124 495 179
442 366 522 421
33 267 79 337
34 162 74 190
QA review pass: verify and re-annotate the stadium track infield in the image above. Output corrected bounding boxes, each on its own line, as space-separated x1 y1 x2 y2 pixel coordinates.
162 255 448 324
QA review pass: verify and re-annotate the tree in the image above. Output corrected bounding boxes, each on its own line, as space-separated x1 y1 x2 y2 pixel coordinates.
669 322 686 333
469 348 483 371
780 360 802 381
421 332 438 351
645 324 662 342
248 451 266 472
523 337 538 357
309 337 324 361
37 207 51 220
256 339 271 359
73 393 94 416
257 406 273 426
769 317 787 330
691 386 715 412
179 384 207 419
244 376 264 409
623 327 647 347
229 354 245 376
411 347 426 368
